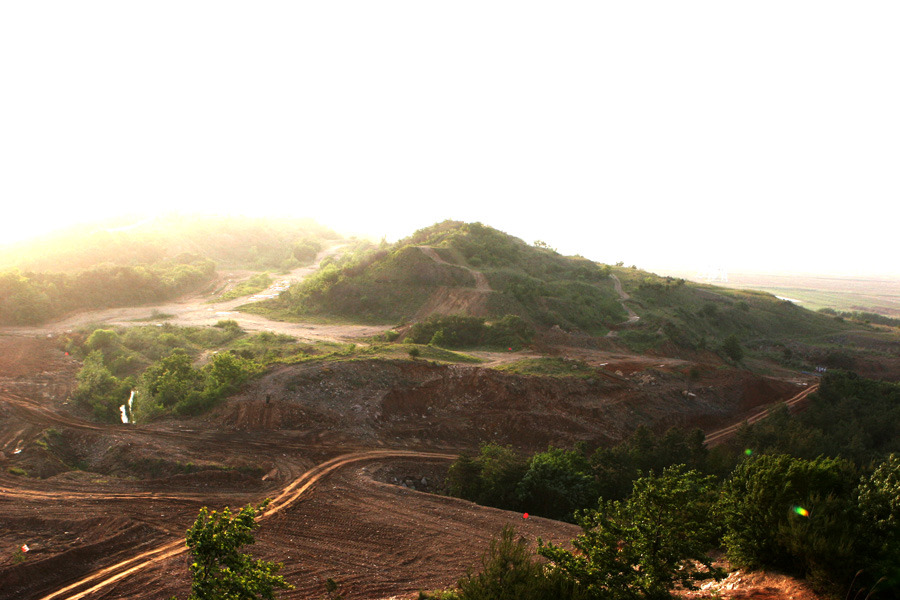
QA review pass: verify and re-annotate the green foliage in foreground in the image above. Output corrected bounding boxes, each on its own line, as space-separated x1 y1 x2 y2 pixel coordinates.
181 501 292 600
541 466 723 600
455 526 584 600
430 468 722 600
718 453 895 596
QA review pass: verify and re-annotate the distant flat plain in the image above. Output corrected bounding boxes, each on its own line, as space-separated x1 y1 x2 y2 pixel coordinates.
666 271 900 317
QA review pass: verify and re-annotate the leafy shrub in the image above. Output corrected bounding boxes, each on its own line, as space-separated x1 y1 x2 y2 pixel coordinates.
73 351 134 422
718 454 862 588
516 447 599 521
407 314 534 349
457 526 583 600
446 444 527 510
539 465 722 600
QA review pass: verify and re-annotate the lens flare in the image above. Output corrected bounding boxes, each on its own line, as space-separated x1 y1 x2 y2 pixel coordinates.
792 506 809 517
744 449 753 456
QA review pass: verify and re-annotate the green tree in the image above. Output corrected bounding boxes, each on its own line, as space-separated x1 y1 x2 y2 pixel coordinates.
718 454 859 577
183 501 292 600
516 446 598 521
539 465 723 600
74 350 133 422
457 525 583 600
142 350 204 408
720 334 744 362
857 454 900 593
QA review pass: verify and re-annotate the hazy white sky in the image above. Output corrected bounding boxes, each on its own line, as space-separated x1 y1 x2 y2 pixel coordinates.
2 2 898 276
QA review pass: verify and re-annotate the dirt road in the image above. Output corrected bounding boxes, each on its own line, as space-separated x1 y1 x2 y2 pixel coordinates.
418 246 491 292
608 273 640 329
1 244 391 344
36 450 457 600
704 384 819 446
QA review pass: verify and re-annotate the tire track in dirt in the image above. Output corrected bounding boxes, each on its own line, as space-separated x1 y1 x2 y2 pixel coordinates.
704 384 819 447
418 246 491 292
37 450 455 600
606 273 640 336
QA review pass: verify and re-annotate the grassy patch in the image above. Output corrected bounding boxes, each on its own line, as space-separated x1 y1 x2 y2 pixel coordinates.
130 310 176 322
210 272 273 302
495 357 597 378
7 467 27 476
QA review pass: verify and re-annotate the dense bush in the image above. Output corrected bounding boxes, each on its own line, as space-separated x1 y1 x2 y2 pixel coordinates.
591 426 711 500
718 454 866 592
406 314 535 349
68 324 263 422
539 466 723 600
455 526 584 600
516 447 598 521
0 257 215 325
446 444 528 511
731 370 900 465
73 351 135 422
137 350 260 417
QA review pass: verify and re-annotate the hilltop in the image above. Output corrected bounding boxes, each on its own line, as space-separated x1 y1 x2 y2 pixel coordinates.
251 220 627 330
246 220 898 378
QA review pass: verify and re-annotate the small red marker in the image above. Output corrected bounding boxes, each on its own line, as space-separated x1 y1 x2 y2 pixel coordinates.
523 513 529 519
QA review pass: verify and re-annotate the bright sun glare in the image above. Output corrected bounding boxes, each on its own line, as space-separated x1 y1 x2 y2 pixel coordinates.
1 2 898 277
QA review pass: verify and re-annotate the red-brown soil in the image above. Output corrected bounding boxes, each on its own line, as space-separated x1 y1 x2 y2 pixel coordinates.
0 333 822 600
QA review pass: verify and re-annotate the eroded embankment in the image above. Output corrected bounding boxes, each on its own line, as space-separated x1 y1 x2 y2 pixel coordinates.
208 359 801 451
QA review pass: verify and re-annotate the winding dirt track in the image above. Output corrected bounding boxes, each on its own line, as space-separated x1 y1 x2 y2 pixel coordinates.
704 384 819 446
608 273 640 327
1 244 390 345
37 450 456 600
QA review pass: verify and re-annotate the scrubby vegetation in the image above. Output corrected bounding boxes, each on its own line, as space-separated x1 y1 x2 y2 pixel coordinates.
213 272 272 302
440 371 900 598
0 257 215 325
406 314 535 350
0 215 339 325
65 323 305 422
252 221 627 331
819 307 900 328
611 267 863 358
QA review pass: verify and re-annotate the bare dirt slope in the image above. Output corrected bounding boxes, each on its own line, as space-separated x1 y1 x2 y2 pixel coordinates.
0 334 816 600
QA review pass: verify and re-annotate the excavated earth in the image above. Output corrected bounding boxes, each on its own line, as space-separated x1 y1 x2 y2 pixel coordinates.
0 335 819 600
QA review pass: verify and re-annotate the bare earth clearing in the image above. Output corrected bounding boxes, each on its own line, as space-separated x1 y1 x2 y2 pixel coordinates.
0 253 827 600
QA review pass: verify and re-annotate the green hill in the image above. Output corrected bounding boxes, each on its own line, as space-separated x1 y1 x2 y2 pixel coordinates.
251 221 628 332
249 221 884 368
611 267 864 355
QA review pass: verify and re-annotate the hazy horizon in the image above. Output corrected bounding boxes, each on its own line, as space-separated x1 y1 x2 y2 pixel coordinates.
2 3 898 278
